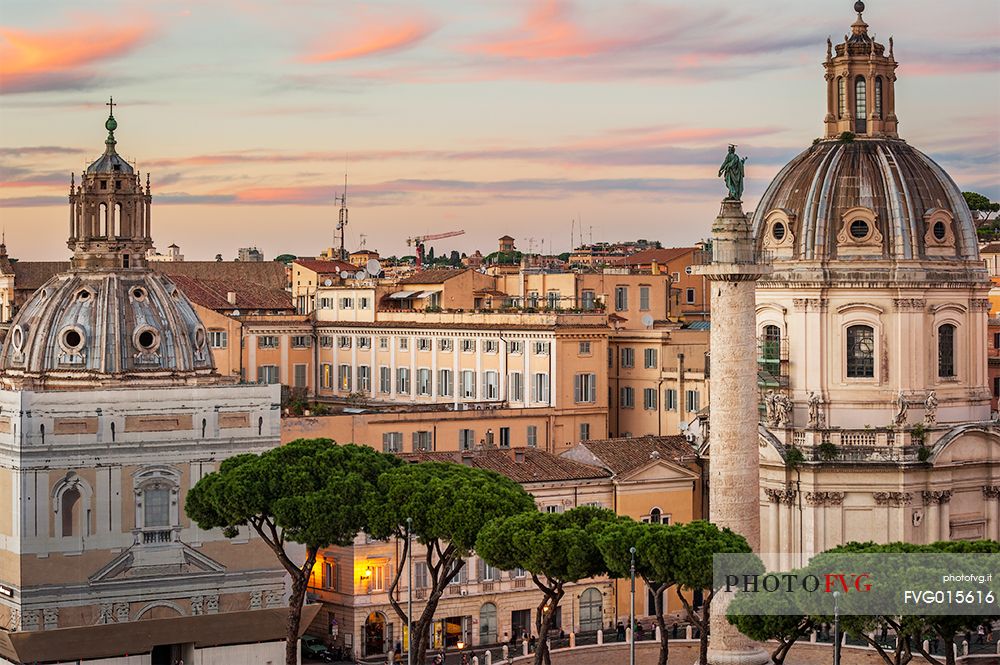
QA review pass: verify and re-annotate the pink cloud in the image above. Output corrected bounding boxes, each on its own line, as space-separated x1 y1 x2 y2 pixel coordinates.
300 17 435 63
0 20 154 93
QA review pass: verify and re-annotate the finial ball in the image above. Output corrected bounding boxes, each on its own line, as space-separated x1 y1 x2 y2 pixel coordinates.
854 1 865 13
105 116 118 132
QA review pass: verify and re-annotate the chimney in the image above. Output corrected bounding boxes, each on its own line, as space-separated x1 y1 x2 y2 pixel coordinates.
227 291 237 305
651 260 660 275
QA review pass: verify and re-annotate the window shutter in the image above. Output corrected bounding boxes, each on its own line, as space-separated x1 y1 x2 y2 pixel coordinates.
574 375 581 402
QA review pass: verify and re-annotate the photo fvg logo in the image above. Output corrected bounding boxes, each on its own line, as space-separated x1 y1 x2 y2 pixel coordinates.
724 573 873 593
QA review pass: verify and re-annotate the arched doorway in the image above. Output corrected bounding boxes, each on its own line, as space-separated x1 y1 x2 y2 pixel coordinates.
364 611 387 657
578 588 603 632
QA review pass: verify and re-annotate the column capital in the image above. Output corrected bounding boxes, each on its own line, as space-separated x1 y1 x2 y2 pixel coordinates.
874 491 911 507
806 491 845 506
921 490 953 505
982 486 1000 499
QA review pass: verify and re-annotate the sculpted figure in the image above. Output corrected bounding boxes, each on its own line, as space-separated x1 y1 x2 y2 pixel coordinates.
924 391 938 426
718 145 748 200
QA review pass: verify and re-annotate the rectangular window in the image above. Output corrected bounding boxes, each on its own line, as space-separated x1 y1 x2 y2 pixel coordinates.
144 488 170 528
291 335 311 348
439 338 453 351
359 296 370 309
621 348 635 368
461 370 476 399
640 286 650 311
413 431 432 452
462 339 476 353
527 425 538 447
666 388 678 411
337 336 352 349
379 366 392 394
499 427 510 448
579 341 591 355
338 297 353 309
208 330 228 349
321 560 336 590
579 423 590 441
509 341 524 354
417 368 432 396
686 288 696 304
531 373 550 403
320 335 334 348
484 339 499 354
318 297 333 309
397 368 411 394
644 348 658 369
459 429 475 450
533 341 550 356
417 338 431 351
643 388 658 410
484 371 499 400
358 336 372 350
379 337 389 350
508 372 524 402
574 373 597 403
439 369 453 397
293 364 307 388
382 432 403 453
358 365 371 391
414 562 429 589
257 365 279 384
321 363 333 388
620 386 634 408
545 505 561 514
615 286 628 311
399 337 409 351
546 291 559 309
686 389 700 412
258 335 279 349
338 364 352 391
581 290 595 310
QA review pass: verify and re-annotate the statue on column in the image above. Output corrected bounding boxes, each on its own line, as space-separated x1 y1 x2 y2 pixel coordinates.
807 391 824 429
893 391 908 427
774 394 792 427
924 391 938 426
719 145 748 200
764 390 776 424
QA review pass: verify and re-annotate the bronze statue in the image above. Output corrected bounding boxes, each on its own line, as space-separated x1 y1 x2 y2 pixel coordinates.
719 145 748 200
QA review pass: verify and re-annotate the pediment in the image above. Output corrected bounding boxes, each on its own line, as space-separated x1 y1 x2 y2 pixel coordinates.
616 458 698 483
90 542 226 584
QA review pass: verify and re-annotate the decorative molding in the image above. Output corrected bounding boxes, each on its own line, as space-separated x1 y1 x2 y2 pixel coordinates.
22 610 39 631
191 595 204 616
873 491 911 506
114 602 129 623
793 298 828 312
7 609 19 631
921 490 953 506
892 298 926 311
265 590 284 608
983 486 1000 500
42 607 58 630
249 590 263 610
206 594 219 615
765 487 797 505
98 604 114 625
970 299 992 312
806 491 845 506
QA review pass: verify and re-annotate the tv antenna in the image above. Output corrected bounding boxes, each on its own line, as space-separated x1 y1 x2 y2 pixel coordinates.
334 172 348 261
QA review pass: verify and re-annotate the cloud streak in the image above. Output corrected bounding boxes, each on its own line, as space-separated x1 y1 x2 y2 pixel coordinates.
300 17 435 63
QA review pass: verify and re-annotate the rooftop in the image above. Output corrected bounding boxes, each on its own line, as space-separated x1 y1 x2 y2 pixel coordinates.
564 435 698 476
399 267 469 284
293 258 357 275
168 274 293 312
400 447 612 484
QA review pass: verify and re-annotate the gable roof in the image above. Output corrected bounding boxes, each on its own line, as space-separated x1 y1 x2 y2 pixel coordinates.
153 261 288 290
400 447 611 484
168 274 294 312
293 258 357 275
564 435 697 476
609 247 696 266
399 268 470 284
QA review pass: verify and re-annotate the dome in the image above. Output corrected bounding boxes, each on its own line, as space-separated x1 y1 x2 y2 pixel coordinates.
86 149 134 175
753 138 978 264
0 270 217 389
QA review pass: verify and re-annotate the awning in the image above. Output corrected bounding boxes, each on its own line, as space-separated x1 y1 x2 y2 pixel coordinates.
389 290 418 299
414 290 441 299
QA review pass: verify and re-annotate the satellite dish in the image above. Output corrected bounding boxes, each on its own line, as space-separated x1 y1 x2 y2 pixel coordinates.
231 309 241 317
641 314 654 328
366 258 382 275
323 278 333 287
355 270 367 280
679 422 688 431
339 271 350 279
685 266 693 275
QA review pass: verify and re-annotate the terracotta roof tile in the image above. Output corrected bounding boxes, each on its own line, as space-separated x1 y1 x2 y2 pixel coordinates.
608 247 697 266
399 268 469 284
12 261 69 290
153 261 288 290
567 435 697 475
293 259 357 275
399 447 611 483
168 274 293 311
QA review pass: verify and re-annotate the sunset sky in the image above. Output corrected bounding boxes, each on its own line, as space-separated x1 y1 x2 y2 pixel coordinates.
1 0 998 261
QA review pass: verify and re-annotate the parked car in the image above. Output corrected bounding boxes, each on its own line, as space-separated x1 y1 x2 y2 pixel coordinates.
301 636 335 662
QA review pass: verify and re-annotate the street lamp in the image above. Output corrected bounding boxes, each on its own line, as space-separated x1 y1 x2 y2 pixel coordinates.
833 590 841 665
629 546 636 665
407 517 413 665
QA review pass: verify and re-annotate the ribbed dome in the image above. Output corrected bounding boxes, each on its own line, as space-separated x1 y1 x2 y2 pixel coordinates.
753 138 978 263
0 270 217 389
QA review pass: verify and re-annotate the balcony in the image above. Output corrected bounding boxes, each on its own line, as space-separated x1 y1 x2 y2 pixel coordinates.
786 429 924 464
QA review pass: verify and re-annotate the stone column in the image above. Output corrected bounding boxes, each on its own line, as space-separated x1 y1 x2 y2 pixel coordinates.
939 491 952 541
693 199 770 665
766 491 781 567
984 486 1000 540
923 492 940 544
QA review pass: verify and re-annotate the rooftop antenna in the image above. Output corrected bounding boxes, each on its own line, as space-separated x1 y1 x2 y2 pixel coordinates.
570 219 575 252
589 225 593 244
359 233 367 249
334 170 348 261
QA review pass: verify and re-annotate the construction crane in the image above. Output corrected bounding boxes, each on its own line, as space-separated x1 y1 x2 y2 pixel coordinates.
407 230 465 271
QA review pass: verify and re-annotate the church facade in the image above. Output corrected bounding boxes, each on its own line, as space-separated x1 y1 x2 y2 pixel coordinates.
0 107 290 663
746 2 1000 568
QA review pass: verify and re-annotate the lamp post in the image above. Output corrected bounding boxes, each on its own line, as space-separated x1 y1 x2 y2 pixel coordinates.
833 590 841 665
629 546 636 665
407 517 413 665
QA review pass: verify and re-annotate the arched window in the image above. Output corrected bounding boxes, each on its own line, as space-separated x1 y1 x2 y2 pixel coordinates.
846 325 875 378
479 603 498 644
837 77 846 118
113 202 122 237
579 588 603 632
874 77 883 118
854 76 867 133
649 507 662 524
61 488 80 537
144 486 170 528
99 203 108 237
938 324 956 378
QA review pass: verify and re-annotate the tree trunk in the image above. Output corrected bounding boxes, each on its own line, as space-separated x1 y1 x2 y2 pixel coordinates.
698 595 711 665
651 583 668 665
285 546 317 665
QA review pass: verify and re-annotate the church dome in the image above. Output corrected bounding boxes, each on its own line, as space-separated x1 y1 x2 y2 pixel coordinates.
0 102 220 390
753 138 978 263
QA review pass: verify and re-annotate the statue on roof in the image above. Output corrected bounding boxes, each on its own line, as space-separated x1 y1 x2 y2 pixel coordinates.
719 145 748 201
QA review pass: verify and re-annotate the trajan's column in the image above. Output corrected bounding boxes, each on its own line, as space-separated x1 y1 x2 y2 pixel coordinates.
693 147 770 665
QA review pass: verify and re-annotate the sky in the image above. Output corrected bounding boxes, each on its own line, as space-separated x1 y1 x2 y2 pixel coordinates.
1 0 998 261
